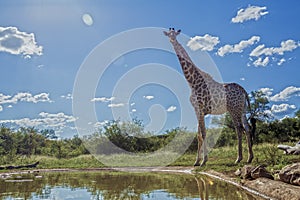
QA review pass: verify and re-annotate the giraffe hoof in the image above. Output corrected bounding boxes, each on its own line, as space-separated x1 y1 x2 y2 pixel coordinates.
194 162 200 167
200 162 206 167
247 157 253 163
235 159 242 164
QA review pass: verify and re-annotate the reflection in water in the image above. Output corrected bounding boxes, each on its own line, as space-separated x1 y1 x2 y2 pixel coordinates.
0 171 257 200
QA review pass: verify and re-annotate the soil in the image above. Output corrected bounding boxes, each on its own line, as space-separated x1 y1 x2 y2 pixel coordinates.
202 170 300 200
1 166 299 200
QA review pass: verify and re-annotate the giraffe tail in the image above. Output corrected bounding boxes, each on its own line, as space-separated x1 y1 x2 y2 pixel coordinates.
245 93 256 144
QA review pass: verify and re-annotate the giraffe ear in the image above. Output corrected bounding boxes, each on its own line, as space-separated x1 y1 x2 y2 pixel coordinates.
176 29 181 35
163 31 168 36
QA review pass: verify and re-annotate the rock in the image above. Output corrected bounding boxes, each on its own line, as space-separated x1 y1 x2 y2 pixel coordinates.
240 165 255 180
251 165 274 180
236 165 274 180
279 163 300 186
234 168 241 176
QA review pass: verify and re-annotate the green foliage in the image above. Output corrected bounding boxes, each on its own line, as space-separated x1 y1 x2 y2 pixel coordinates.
214 115 300 147
87 120 193 154
295 109 300 118
0 126 88 165
249 90 272 121
256 117 300 143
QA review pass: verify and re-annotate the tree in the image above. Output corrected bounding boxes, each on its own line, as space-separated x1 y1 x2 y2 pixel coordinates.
40 129 58 140
295 109 300 118
249 90 272 122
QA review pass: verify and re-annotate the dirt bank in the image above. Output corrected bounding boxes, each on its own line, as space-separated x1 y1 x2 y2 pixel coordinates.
201 170 300 200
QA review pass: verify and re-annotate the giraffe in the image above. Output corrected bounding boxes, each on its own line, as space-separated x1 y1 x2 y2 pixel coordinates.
164 28 255 166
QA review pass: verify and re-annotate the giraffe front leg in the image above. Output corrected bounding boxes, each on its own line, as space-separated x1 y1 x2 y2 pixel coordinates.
194 133 203 166
201 139 208 167
200 120 208 167
194 115 207 167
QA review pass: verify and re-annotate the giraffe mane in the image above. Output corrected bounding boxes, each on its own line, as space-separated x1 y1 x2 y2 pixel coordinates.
179 55 215 82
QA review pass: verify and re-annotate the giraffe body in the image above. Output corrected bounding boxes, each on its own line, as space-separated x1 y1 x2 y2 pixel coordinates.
164 28 254 166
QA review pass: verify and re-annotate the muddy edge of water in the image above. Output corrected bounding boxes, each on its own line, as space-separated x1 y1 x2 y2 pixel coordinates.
1 167 299 200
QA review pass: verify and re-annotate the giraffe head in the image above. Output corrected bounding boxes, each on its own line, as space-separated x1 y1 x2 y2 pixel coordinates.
163 28 181 43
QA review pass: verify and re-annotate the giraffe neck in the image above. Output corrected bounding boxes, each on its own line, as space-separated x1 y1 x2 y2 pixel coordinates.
171 39 192 63
171 39 215 88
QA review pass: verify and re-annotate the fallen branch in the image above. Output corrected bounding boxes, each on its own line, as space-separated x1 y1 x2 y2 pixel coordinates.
277 141 300 155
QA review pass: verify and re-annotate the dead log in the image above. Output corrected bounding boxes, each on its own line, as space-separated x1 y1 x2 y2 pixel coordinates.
0 161 39 170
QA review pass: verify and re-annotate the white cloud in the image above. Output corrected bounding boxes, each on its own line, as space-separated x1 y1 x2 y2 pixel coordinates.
166 106 177 112
271 104 296 114
0 93 11 104
0 92 52 105
259 87 274 97
240 77 245 81
187 34 220 51
0 105 2 112
143 95 154 100
130 102 136 106
259 86 300 103
277 58 286 66
231 5 268 23
250 40 299 57
0 112 76 130
91 96 115 102
94 120 109 128
0 26 43 57
270 86 300 102
61 93 73 100
217 36 260 56
131 109 137 113
279 115 290 121
108 103 125 108
253 57 270 67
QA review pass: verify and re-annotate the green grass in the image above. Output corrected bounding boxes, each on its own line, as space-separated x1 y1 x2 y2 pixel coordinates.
172 143 299 174
0 155 105 169
0 143 298 174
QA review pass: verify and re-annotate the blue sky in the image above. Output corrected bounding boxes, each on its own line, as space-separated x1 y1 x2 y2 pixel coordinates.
0 0 299 138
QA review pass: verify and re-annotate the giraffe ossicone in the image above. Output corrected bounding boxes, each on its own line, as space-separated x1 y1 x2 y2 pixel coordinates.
164 28 256 166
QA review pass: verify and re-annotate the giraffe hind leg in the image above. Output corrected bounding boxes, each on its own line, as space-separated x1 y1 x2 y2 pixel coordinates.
232 117 244 164
242 114 254 163
194 134 202 166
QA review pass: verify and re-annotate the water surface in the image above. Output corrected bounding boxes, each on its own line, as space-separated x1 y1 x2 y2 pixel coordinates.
0 171 257 200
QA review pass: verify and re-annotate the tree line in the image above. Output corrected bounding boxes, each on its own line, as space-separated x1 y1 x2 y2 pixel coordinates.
0 91 299 164
0 126 88 164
